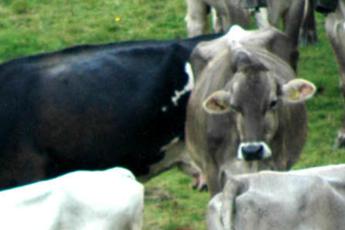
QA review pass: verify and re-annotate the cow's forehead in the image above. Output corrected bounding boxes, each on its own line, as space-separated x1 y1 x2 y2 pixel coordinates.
229 71 278 107
228 49 285 94
232 69 276 92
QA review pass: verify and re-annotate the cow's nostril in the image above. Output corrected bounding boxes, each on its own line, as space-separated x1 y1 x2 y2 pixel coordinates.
241 144 264 161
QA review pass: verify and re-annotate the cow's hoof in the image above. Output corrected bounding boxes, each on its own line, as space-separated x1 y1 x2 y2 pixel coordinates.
192 182 208 192
300 32 318 46
191 174 208 192
334 130 345 148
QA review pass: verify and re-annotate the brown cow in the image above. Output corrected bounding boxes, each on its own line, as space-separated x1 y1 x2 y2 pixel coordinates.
208 164 345 230
325 0 345 147
186 25 316 195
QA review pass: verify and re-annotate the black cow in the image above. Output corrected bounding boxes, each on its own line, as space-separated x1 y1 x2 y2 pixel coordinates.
0 34 219 189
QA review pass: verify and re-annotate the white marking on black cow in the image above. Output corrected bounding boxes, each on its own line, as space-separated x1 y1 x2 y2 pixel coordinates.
171 62 194 106
237 142 272 160
161 106 168 112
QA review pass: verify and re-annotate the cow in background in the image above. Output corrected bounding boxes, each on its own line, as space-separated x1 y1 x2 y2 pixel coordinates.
324 0 345 147
256 0 318 46
0 34 222 190
185 0 317 47
0 167 144 230
208 164 345 230
185 0 251 37
186 25 316 195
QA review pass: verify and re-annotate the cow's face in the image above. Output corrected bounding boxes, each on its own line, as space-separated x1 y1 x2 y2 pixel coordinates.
227 68 278 161
202 56 316 163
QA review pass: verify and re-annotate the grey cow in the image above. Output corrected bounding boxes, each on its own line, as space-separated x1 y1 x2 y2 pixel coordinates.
186 25 316 195
261 0 317 46
324 0 345 147
185 0 250 37
208 164 345 230
186 0 317 47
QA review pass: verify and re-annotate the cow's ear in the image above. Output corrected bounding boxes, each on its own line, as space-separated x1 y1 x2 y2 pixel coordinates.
203 90 231 114
282 79 316 103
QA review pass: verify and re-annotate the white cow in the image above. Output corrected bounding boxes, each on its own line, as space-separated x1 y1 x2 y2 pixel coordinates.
208 164 345 230
0 167 144 230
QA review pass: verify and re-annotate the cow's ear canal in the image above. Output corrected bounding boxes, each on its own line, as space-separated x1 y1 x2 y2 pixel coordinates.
282 79 316 103
202 90 231 114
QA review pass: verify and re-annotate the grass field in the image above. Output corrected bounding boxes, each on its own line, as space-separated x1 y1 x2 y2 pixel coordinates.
1 1 345 229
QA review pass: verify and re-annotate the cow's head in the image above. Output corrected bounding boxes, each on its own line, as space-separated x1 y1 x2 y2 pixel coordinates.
202 51 316 162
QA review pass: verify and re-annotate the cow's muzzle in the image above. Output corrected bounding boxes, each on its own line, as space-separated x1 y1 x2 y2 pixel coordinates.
238 142 272 161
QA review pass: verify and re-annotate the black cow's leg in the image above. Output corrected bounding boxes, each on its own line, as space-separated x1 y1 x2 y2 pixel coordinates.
0 146 47 189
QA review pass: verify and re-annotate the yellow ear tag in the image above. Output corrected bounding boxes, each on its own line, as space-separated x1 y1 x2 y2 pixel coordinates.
288 88 300 101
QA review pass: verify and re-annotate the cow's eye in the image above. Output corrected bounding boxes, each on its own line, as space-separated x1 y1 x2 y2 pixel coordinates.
269 100 278 110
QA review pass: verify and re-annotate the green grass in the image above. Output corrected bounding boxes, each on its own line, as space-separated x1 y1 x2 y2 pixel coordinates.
1 1 345 229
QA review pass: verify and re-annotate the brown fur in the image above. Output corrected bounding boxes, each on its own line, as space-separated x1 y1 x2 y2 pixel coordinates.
186 28 310 195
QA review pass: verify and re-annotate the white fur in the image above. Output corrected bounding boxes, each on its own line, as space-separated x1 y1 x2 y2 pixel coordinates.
172 62 194 106
226 25 253 56
226 25 250 46
0 167 144 230
237 142 272 160
255 8 270 28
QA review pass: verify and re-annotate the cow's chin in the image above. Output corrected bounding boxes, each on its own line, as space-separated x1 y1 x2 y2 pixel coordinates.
224 159 275 176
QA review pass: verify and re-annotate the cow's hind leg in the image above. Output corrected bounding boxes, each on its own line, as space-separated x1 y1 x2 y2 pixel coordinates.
300 0 318 45
143 140 207 190
186 0 209 37
0 146 47 189
284 0 305 47
335 126 345 148
325 13 345 148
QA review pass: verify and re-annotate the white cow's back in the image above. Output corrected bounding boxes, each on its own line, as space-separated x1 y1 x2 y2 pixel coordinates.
208 164 345 230
0 167 144 230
